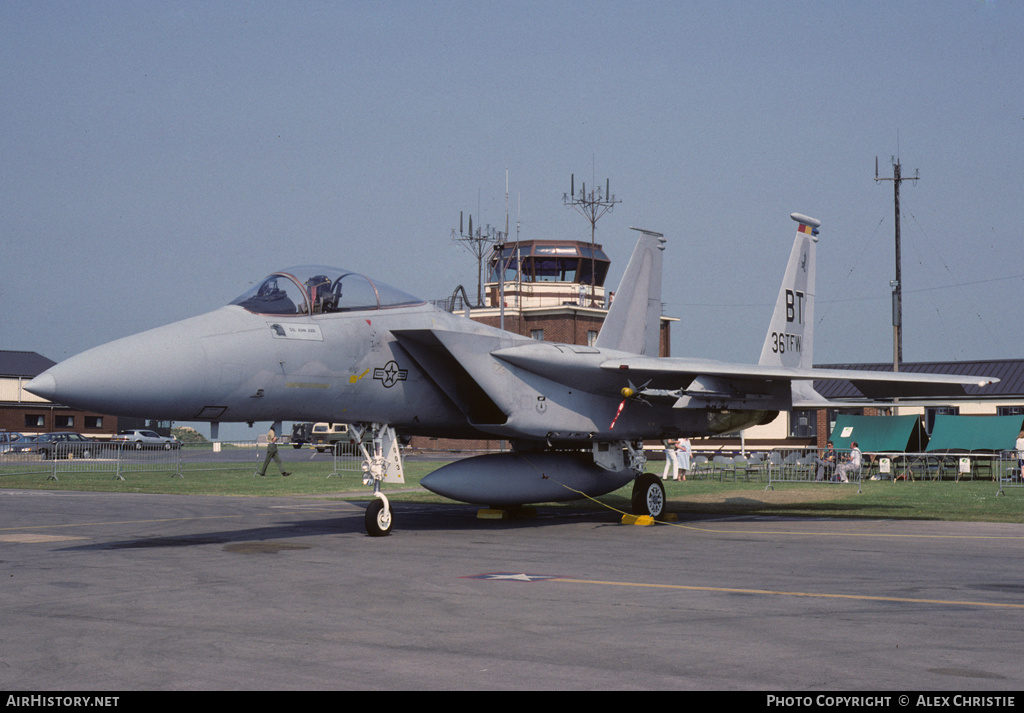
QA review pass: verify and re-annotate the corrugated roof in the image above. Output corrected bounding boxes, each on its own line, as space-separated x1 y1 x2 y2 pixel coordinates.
813 359 1024 400
0 351 56 378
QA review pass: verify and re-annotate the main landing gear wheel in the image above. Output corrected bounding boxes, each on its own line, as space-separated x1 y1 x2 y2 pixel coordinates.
364 497 393 537
631 473 666 519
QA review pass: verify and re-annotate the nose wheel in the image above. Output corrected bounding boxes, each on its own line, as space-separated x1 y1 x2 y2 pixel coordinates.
364 493 393 537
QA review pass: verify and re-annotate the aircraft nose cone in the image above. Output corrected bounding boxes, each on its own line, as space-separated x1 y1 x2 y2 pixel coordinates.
25 313 219 419
24 372 56 401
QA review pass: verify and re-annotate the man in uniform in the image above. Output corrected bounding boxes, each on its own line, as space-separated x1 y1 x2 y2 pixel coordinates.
258 426 291 477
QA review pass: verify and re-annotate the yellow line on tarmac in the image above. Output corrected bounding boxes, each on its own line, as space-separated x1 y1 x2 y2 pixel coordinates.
0 534 87 543
553 578 1024 610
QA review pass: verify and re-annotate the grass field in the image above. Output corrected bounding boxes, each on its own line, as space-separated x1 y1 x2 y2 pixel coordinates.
2 457 1022 524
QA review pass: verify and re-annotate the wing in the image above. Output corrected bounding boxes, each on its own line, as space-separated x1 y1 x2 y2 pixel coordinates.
600 356 998 404
492 340 998 411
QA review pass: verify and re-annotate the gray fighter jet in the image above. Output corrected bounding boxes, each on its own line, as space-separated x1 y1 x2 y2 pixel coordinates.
27 214 998 535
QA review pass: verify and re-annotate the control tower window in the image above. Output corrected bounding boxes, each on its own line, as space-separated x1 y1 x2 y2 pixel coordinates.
487 241 610 287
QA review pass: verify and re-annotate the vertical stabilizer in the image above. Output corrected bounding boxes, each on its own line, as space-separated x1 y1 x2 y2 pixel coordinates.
595 228 666 356
758 213 820 370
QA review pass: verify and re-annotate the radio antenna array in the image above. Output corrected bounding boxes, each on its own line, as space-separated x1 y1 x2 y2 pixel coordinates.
452 210 505 308
563 173 621 302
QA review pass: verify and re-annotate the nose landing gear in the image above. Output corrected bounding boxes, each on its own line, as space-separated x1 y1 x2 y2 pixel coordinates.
350 423 404 537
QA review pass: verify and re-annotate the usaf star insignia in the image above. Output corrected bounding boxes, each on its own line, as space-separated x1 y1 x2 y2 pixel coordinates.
373 360 408 388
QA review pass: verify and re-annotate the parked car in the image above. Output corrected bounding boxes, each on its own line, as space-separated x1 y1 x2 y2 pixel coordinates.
111 429 180 450
310 422 370 453
0 431 23 454
304 422 394 454
13 432 96 459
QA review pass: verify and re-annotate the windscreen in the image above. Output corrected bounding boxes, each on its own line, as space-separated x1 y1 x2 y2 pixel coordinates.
231 266 423 315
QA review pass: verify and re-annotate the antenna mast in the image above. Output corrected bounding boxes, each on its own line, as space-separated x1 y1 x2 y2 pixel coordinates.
875 154 919 369
563 173 620 303
452 210 505 308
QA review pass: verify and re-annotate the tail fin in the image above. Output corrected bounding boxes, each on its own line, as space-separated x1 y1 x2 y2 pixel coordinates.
758 213 820 370
595 228 666 355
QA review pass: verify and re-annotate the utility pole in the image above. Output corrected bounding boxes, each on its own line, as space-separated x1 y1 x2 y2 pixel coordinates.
452 211 505 307
563 174 620 303
875 155 919 370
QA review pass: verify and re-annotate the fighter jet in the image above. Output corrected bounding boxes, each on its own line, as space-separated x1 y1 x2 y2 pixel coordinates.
27 213 998 535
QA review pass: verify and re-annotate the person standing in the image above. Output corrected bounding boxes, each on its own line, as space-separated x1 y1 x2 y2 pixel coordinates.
1016 430 1024 481
675 437 692 481
259 426 291 477
661 439 679 480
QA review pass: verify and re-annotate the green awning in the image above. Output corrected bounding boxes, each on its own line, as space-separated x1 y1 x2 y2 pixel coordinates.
925 415 1024 452
828 415 926 452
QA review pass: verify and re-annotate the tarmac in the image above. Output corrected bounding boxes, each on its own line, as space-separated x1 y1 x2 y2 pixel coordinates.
2 488 1024 691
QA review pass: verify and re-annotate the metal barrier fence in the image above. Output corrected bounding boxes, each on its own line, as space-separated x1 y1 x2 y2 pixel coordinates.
682 448 1023 495
758 449 863 493
0 450 59 478
683 449 863 492
856 450 1021 489
324 440 365 477
4 439 1021 493
996 450 1023 496
0 440 275 481
0 438 374 482
0 440 184 481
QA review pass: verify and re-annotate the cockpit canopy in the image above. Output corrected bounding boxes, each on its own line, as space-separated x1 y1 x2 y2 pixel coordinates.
231 266 423 316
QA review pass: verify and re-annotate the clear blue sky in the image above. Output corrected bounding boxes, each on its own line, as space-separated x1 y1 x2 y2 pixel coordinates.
3 0 1022 375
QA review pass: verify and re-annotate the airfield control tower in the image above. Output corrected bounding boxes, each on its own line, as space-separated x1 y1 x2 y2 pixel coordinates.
465 236 671 355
